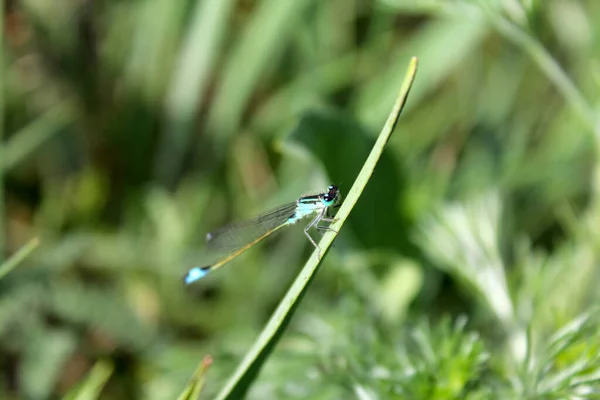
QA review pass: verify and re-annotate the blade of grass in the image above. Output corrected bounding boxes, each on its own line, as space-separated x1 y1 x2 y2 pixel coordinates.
484 5 596 132
205 0 315 144
1 0 4 257
0 100 75 172
355 16 486 130
0 237 40 280
212 56 419 400
176 355 213 400
62 360 113 400
155 0 234 183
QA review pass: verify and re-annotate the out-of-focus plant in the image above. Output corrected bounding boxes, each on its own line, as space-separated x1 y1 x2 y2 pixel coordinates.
2 0 600 398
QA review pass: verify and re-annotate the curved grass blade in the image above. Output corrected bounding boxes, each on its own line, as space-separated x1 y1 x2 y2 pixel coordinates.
211 56 419 400
0 237 40 280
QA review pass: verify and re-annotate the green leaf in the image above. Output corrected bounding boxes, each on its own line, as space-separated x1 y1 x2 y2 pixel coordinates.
211 56 419 400
21 328 77 399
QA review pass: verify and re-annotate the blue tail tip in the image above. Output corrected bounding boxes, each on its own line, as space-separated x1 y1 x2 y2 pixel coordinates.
184 267 210 284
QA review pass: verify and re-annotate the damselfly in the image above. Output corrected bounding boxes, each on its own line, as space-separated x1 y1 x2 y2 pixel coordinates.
184 185 341 284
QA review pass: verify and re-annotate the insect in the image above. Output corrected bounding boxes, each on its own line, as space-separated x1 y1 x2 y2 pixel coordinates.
184 185 341 284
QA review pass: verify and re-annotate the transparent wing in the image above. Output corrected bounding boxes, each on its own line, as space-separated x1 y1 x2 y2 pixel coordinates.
205 202 298 253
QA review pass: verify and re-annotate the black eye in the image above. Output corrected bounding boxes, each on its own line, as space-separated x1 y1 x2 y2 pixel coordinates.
324 185 338 202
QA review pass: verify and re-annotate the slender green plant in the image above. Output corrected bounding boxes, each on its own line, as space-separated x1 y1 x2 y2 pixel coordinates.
0 237 40 280
180 56 419 400
62 360 114 400
0 0 4 258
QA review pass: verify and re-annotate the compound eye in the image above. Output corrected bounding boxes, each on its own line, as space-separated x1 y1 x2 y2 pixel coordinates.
329 185 338 198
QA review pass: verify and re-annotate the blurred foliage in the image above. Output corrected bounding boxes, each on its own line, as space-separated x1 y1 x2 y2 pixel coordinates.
2 0 600 399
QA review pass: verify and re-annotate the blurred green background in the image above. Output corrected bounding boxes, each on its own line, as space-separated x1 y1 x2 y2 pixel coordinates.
3 0 600 399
